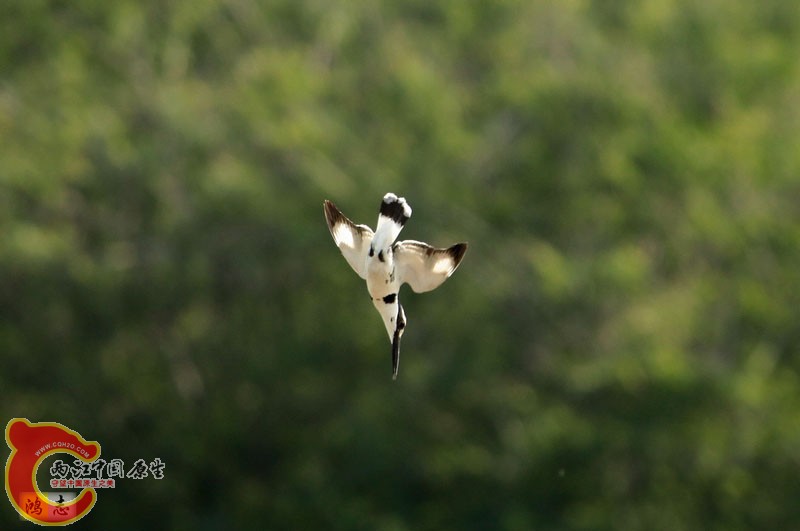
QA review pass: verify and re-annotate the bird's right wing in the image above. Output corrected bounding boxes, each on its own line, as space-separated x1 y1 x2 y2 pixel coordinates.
394 240 467 293
324 200 374 279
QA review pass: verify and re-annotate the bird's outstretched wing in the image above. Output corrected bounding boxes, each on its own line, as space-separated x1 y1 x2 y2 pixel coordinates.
324 200 374 279
394 240 468 293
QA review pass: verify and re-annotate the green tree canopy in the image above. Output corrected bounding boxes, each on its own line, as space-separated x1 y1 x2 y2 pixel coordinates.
2 1 799 529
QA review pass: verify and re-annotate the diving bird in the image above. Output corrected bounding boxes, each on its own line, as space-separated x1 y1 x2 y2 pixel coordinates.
323 193 467 380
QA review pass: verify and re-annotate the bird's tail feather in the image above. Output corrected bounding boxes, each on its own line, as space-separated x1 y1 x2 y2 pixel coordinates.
375 193 411 248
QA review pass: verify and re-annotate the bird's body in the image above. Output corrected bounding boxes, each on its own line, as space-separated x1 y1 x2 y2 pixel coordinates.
324 193 467 379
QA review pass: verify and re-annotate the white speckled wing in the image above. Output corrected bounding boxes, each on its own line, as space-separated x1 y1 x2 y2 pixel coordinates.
394 240 468 293
323 200 374 279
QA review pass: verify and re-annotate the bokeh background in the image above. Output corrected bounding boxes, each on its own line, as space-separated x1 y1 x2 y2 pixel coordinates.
3 1 800 529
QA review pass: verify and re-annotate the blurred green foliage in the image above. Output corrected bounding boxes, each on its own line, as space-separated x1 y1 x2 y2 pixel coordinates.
2 1 800 529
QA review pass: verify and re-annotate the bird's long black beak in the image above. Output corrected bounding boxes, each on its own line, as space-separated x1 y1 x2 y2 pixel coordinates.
391 328 401 380
391 303 407 380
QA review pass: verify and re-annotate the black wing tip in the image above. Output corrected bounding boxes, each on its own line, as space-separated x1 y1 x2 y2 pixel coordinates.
380 193 412 226
448 242 468 267
323 199 348 233
323 199 337 225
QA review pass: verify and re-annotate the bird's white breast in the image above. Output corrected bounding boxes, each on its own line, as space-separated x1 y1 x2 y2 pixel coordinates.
365 254 397 299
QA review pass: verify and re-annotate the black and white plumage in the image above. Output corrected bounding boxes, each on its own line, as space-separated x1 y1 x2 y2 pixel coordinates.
323 193 467 380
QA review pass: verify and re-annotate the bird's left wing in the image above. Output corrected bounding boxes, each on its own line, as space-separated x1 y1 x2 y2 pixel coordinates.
324 200 374 279
394 240 467 293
